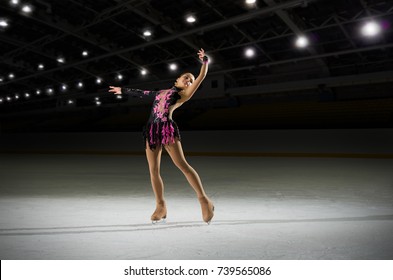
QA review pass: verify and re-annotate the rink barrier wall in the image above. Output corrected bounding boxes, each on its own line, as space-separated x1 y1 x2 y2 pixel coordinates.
0 129 392 158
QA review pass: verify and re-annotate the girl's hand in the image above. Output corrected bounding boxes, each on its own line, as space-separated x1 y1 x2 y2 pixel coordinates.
197 48 205 62
108 86 121 94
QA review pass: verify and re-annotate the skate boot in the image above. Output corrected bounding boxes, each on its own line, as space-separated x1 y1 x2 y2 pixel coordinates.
198 197 214 224
151 202 167 224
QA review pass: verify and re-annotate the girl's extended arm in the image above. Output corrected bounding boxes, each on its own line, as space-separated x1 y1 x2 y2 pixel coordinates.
182 48 209 100
108 86 158 98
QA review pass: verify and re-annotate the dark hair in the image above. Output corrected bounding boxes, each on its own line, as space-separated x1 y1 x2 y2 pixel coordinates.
178 72 195 81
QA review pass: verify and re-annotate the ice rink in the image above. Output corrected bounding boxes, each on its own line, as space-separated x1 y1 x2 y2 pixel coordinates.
0 153 392 259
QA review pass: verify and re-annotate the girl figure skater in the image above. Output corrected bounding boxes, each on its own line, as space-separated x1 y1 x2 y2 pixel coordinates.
108 48 214 224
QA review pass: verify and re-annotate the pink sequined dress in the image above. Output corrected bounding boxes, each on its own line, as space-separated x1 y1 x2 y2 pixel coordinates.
121 86 182 150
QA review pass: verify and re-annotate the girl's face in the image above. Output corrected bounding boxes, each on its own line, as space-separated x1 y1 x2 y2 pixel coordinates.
175 73 195 89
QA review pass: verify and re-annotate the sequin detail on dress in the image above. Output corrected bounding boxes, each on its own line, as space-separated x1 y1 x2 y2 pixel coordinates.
122 86 181 150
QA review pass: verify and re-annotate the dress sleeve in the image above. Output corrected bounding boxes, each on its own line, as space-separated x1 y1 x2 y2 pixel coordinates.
121 87 159 98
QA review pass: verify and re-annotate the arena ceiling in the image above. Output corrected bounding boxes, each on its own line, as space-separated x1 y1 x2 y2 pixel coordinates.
0 0 393 113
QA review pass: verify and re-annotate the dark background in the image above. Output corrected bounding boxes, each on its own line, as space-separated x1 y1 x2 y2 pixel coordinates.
1 0 393 133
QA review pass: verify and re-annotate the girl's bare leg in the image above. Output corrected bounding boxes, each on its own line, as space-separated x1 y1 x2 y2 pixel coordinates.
165 139 214 223
145 142 167 221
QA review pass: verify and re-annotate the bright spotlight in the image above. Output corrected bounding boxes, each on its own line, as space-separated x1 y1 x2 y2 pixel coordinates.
8 73 15 79
0 19 9 27
117 74 123 80
36 89 41 95
169 63 178 71
141 69 147 76
24 92 30 98
246 0 256 4
82 50 89 57
143 30 152 37
186 15 196 23
38 63 44 70
61 84 68 91
77 82 83 88
361 21 381 37
245 47 256 58
295 35 309 48
57 57 65 63
96 78 102 84
21 5 33 14
10 0 19 6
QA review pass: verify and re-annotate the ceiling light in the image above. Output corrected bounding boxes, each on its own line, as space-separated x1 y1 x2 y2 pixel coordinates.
36 89 41 95
15 94 19 99
77 82 83 88
38 63 44 70
8 73 15 79
169 63 177 71
186 15 196 23
0 77 4 82
295 35 309 48
0 20 9 27
116 95 122 99
245 47 256 58
246 0 256 4
0 98 3 103
47 88 53 94
141 69 147 75
96 77 102 84
68 100 74 104
96 101 101 106
361 21 381 37
7 96 12 101
24 93 30 98
61 84 67 91
82 50 89 57
117 74 123 80
21 5 33 14
143 30 152 37
57 57 65 63
10 0 19 6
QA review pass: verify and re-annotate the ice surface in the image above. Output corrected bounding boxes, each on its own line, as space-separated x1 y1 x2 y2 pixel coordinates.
0 154 392 259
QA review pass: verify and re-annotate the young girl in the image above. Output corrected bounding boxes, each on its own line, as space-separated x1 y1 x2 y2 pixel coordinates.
108 48 214 224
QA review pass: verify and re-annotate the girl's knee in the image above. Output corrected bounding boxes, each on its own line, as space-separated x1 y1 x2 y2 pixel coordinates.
177 162 192 174
149 166 160 176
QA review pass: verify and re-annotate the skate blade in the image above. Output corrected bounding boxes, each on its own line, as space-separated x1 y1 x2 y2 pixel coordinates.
151 218 166 225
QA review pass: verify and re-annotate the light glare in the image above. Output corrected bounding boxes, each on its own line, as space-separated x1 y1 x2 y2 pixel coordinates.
361 21 381 37
0 20 9 27
245 48 255 58
186 15 196 23
21 5 33 13
295 36 309 48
